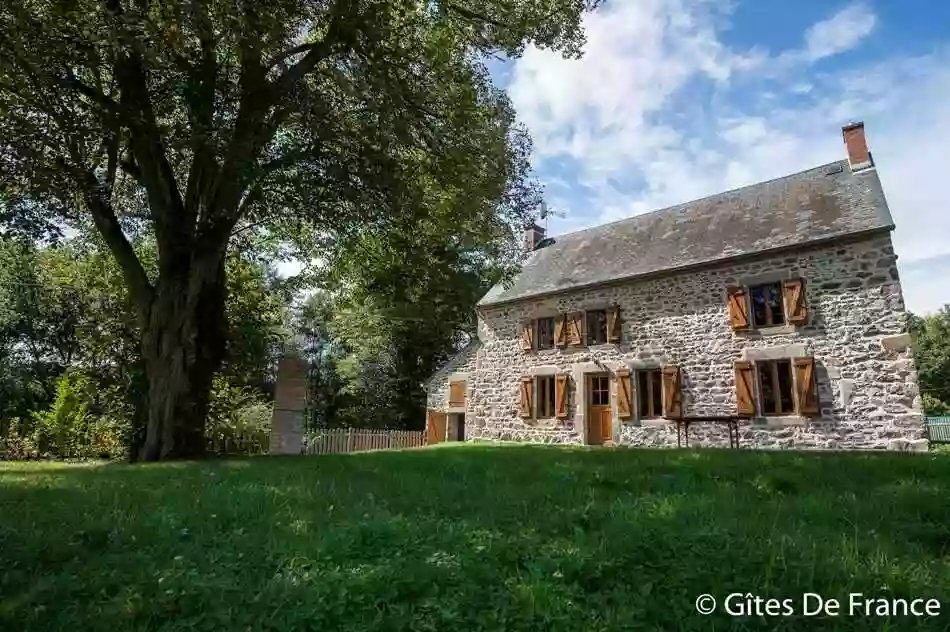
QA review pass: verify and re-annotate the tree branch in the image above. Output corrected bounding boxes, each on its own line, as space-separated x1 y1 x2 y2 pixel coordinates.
64 162 154 316
184 1 219 227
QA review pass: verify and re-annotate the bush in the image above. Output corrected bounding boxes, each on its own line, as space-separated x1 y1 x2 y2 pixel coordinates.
27 373 128 459
206 376 272 454
0 419 38 459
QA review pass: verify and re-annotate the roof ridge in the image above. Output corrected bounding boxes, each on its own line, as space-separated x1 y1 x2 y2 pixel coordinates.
551 159 848 241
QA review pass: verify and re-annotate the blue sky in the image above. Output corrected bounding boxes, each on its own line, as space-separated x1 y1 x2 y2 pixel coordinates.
488 0 950 314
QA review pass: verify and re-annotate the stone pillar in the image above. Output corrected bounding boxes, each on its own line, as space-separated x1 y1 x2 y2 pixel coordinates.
269 356 308 455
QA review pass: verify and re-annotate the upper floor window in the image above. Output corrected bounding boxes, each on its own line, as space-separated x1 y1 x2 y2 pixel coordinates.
586 310 608 345
750 282 785 327
727 279 808 331
536 317 555 350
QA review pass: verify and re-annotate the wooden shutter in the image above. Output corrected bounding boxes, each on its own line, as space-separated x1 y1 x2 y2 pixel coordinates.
427 410 446 445
449 380 466 407
727 286 750 330
520 321 534 350
734 361 755 418
793 356 819 416
519 377 533 418
555 374 568 419
567 312 583 346
616 369 632 419
606 306 621 343
784 278 808 326
554 315 567 347
661 365 682 419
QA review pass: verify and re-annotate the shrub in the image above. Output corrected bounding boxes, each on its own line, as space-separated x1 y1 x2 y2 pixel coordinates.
206 376 272 454
0 419 37 459
27 373 128 459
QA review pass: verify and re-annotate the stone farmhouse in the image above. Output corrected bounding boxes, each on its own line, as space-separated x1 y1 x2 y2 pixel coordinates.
424 123 925 451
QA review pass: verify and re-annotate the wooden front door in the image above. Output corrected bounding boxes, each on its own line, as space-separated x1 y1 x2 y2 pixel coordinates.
427 410 446 445
587 374 612 445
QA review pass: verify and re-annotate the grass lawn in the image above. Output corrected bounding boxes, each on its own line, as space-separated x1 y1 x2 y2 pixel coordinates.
2 445 950 631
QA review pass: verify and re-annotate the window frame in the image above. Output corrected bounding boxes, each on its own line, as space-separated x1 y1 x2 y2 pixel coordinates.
535 316 556 350
589 375 610 406
748 281 787 328
636 368 663 419
586 309 608 346
754 359 796 416
535 375 557 419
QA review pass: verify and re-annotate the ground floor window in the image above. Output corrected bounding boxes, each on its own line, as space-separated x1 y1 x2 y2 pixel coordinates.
757 359 794 415
637 369 663 418
536 375 556 418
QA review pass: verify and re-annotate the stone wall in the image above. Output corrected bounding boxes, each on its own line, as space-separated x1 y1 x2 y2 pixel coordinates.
425 340 480 411
469 232 925 450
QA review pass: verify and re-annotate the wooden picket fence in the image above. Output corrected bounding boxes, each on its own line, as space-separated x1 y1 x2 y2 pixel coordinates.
302 428 426 455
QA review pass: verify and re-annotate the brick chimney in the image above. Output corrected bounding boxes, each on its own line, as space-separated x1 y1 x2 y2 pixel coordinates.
524 222 546 251
842 122 874 171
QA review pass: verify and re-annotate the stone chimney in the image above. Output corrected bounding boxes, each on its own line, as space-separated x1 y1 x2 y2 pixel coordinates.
524 222 546 251
842 122 874 171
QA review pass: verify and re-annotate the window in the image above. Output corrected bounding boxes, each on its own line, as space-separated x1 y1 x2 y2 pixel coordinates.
536 375 556 418
586 310 608 345
637 369 663 418
590 375 610 405
536 317 555 350
750 282 785 328
757 360 795 415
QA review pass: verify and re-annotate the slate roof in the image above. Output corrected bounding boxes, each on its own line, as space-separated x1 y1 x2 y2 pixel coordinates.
478 160 894 307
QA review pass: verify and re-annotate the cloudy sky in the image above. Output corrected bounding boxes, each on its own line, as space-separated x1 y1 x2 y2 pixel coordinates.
487 0 950 314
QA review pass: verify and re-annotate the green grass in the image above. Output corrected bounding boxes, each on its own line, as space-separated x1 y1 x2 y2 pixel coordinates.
2 445 950 631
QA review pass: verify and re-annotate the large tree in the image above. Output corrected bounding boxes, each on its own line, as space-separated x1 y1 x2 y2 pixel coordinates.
0 0 596 459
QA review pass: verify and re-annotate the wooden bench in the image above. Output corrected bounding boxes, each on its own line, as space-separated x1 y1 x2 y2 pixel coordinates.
673 416 741 449
925 417 950 444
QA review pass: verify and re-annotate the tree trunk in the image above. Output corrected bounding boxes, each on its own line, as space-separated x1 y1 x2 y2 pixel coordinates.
138 253 228 461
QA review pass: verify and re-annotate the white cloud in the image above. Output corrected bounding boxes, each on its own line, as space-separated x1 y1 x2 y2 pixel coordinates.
803 4 877 61
505 0 950 313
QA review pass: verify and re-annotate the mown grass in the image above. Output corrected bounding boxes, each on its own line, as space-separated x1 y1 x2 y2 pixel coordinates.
2 445 950 631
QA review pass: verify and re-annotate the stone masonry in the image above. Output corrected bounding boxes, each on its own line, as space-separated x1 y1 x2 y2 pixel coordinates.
446 232 925 451
269 356 308 454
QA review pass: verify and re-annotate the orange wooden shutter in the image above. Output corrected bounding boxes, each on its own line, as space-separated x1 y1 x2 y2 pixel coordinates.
607 306 621 343
734 361 755 417
555 374 568 419
661 365 682 419
784 278 808 326
727 287 750 330
519 377 533 418
520 322 534 350
793 356 819 416
616 369 632 418
554 315 567 347
449 380 466 407
427 410 446 444
567 313 583 346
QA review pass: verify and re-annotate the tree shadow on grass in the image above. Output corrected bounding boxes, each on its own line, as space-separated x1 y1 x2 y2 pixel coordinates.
2 447 950 631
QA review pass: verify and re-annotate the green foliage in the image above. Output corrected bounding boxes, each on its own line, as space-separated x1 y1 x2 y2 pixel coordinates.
207 376 272 439
0 0 595 457
29 372 123 458
0 230 286 456
908 308 950 414
2 446 950 630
